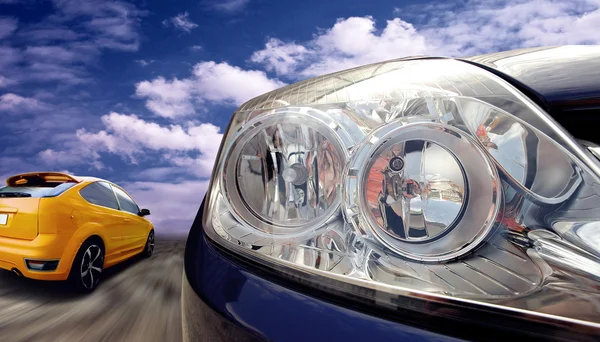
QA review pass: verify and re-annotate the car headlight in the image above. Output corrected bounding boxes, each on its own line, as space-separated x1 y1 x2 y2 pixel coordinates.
202 58 600 333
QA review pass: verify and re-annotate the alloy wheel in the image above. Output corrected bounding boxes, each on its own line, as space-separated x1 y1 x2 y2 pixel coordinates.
147 231 154 256
80 244 103 290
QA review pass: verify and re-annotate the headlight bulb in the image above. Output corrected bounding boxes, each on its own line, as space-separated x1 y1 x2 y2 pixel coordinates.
346 122 502 262
365 139 467 242
221 109 348 235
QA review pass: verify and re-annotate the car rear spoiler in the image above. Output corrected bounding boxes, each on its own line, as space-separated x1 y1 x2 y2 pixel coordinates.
6 172 81 187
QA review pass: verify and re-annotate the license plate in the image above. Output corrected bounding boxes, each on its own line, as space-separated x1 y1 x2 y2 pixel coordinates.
0 214 7 225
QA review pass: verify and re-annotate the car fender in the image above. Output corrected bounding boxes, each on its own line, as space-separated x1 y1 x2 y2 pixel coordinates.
59 222 109 272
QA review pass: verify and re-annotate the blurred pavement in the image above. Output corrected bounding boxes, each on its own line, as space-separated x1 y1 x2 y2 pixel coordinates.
0 239 185 342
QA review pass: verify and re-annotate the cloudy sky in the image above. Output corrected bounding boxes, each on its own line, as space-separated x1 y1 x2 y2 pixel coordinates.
1 0 599 236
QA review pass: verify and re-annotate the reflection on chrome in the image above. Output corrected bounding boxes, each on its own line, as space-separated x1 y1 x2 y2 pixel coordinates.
365 140 466 242
369 234 543 298
349 122 500 262
222 110 348 234
553 221 600 258
237 122 341 226
458 97 581 204
529 229 600 281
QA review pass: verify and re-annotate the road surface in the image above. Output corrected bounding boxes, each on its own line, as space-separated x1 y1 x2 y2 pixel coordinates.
0 239 185 342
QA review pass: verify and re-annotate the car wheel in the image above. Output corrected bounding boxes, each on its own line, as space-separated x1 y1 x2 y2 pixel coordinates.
142 230 154 258
68 239 104 293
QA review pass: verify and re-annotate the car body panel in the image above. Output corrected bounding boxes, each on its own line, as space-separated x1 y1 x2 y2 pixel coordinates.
76 199 131 266
183 216 463 342
0 234 70 280
38 189 82 235
117 215 150 260
0 172 153 280
109 183 149 255
0 197 40 240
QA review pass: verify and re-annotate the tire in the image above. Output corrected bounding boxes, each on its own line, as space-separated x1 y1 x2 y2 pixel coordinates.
67 238 104 293
142 230 154 258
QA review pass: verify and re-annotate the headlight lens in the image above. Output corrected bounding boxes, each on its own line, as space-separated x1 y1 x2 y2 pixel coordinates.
350 122 501 262
222 109 349 234
202 58 600 331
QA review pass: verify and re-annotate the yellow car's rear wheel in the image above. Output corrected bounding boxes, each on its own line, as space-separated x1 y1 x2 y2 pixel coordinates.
68 238 104 293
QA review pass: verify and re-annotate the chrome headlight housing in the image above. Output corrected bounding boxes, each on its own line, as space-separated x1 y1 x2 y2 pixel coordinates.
202 58 600 334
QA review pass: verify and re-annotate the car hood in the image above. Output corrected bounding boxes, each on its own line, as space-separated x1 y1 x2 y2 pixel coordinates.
465 45 600 143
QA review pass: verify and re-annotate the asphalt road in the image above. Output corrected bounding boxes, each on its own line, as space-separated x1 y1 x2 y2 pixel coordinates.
0 238 186 342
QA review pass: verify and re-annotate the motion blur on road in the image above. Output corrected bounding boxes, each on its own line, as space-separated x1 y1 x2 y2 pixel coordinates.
0 239 185 342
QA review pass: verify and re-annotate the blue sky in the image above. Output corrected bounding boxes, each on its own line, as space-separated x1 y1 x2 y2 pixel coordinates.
1 0 599 235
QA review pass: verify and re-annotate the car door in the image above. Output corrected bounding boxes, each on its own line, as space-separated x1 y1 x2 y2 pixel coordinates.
110 184 149 250
78 181 126 256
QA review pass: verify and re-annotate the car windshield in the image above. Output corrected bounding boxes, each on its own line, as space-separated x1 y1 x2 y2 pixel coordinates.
0 182 76 198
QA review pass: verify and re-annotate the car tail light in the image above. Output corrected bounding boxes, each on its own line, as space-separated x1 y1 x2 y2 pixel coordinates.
201 58 600 334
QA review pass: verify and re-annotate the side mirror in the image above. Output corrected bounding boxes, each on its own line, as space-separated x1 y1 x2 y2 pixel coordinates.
138 208 151 217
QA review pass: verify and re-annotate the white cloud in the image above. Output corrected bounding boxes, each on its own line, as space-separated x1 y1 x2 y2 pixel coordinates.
0 0 144 87
38 148 103 169
190 45 203 51
517 6 600 46
134 167 185 181
85 112 221 154
18 27 79 41
40 112 222 178
75 112 222 176
0 75 14 88
0 93 41 112
402 0 600 56
135 59 154 67
135 77 195 118
162 153 217 179
251 0 600 77
53 0 143 52
0 17 17 39
25 62 89 84
0 46 20 69
163 12 198 33
252 16 428 77
24 46 85 63
136 62 285 118
209 0 250 13
250 38 309 75
192 61 286 104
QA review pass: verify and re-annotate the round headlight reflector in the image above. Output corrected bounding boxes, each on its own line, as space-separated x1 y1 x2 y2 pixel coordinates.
346 122 502 261
222 109 348 235
364 139 468 242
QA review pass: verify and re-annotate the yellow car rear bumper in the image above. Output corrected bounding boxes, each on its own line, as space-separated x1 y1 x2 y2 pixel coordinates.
0 234 73 281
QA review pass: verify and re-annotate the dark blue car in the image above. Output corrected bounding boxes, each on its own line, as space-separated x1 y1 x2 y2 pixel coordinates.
183 46 600 341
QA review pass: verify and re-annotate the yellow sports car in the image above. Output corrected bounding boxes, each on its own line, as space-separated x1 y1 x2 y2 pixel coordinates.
0 172 154 292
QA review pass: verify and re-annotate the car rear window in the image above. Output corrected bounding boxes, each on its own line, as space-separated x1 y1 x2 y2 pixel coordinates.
0 182 76 198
